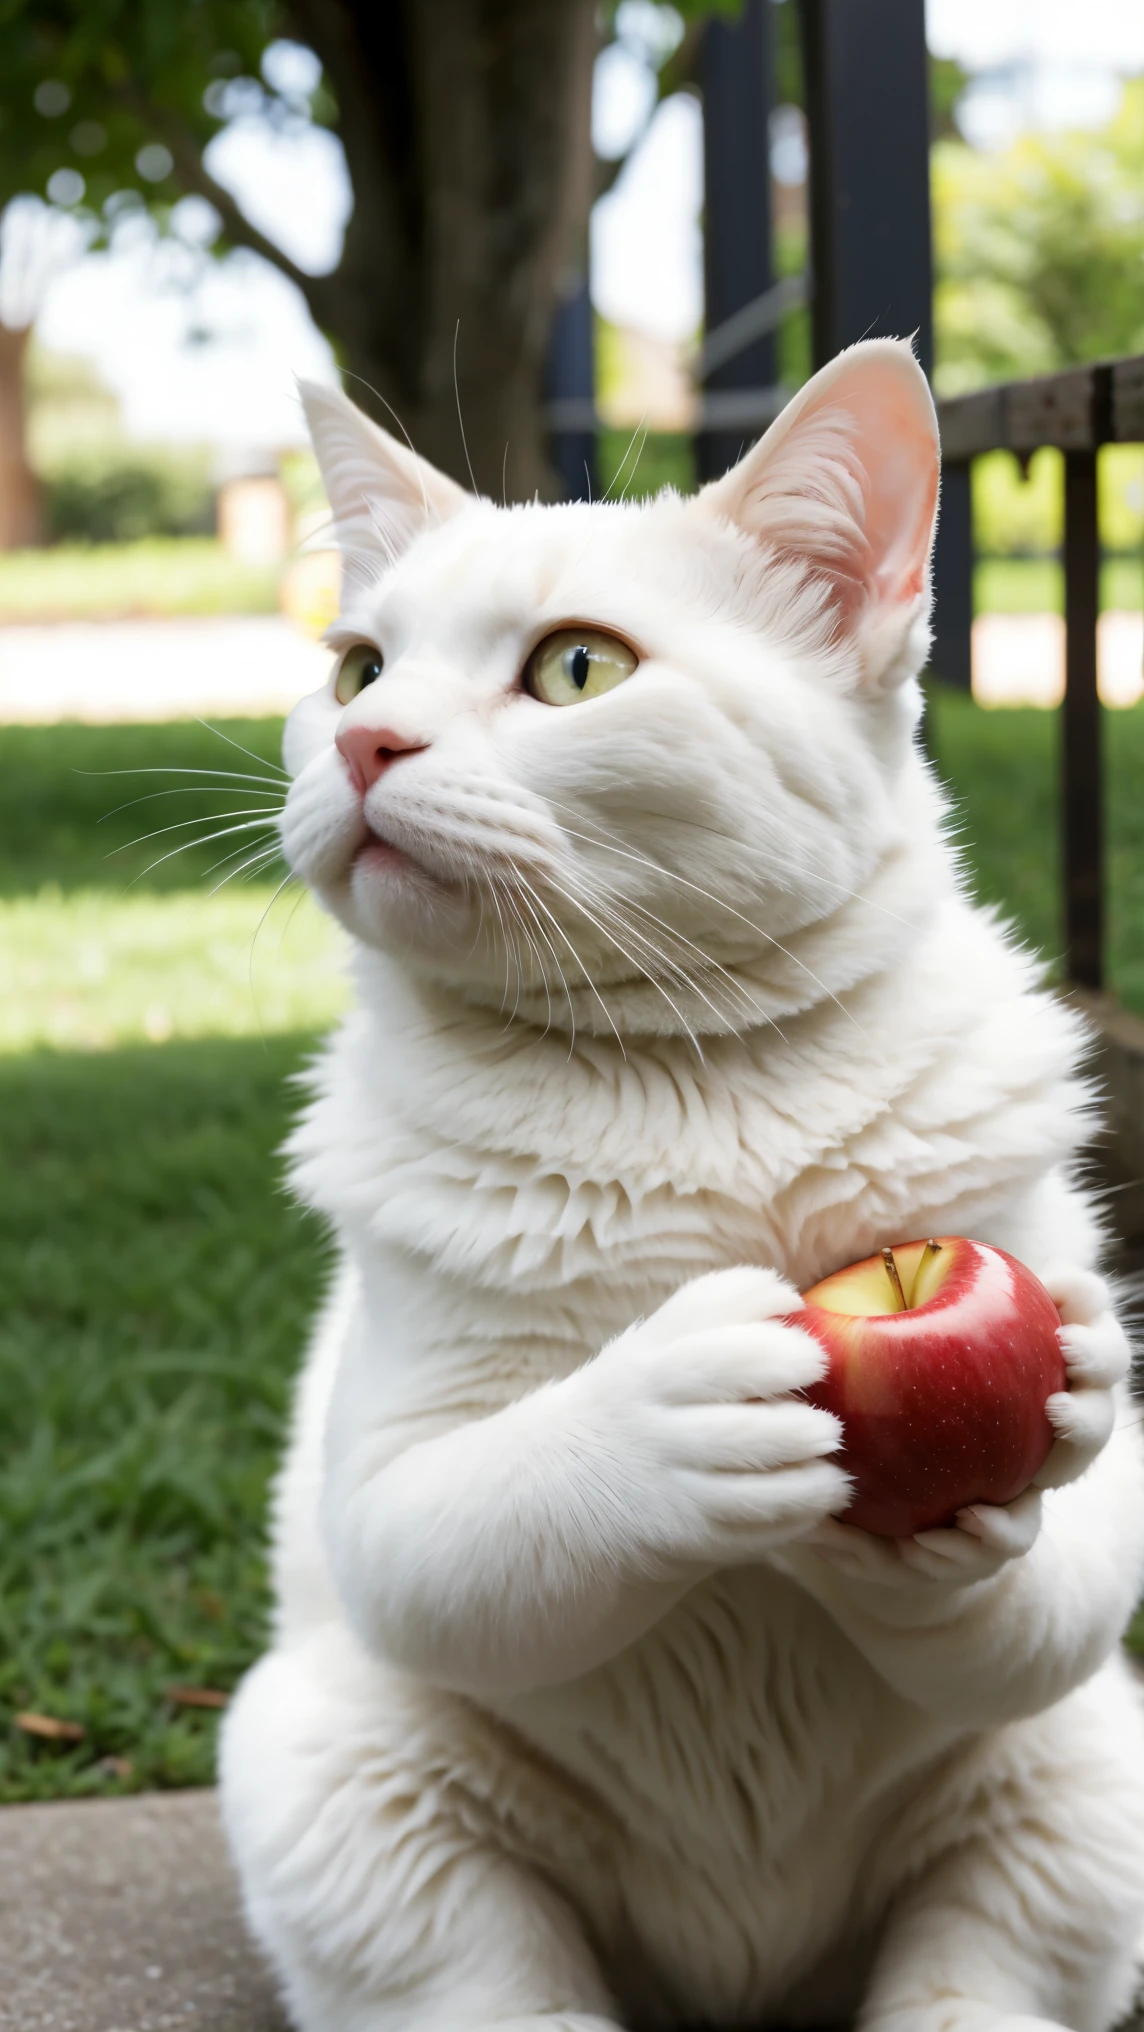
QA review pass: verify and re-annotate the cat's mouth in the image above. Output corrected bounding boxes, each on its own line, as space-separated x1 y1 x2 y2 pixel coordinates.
350 817 453 895
355 835 412 874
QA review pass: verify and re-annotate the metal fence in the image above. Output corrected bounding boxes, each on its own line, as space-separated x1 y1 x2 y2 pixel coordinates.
935 358 1144 993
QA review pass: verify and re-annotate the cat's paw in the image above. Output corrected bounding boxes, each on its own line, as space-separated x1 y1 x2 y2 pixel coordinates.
808 1485 1043 1589
583 1266 850 1567
1032 1265 1129 1490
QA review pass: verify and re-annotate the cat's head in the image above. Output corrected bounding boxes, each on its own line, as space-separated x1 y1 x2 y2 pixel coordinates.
282 340 941 1037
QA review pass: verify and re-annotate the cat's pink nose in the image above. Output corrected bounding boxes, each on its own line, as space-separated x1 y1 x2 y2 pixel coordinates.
336 723 425 794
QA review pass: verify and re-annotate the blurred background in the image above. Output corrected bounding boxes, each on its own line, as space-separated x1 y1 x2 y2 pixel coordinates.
1 0 1143 1799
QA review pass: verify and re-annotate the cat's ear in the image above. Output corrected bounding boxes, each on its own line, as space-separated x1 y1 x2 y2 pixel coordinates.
298 379 469 571
698 338 939 687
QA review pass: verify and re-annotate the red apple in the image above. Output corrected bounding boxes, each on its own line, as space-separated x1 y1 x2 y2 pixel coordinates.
792 1237 1066 1537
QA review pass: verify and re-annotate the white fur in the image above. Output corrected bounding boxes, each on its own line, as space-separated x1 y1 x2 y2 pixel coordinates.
220 342 1144 2032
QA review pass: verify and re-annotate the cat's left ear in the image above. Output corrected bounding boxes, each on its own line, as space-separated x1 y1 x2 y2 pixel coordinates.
698 338 940 689
298 378 469 572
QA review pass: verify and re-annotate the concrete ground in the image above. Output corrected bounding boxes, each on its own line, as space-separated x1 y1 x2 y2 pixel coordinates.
1 1784 1142 2032
0 617 329 725
971 608 1144 708
0 1790 286 2032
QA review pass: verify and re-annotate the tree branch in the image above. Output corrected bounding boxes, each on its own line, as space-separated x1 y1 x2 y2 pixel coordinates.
115 86 342 327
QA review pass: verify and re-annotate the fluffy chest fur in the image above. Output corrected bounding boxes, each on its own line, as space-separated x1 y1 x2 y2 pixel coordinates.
490 1567 947 2025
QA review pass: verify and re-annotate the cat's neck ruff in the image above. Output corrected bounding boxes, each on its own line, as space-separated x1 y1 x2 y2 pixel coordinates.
288 876 1090 1303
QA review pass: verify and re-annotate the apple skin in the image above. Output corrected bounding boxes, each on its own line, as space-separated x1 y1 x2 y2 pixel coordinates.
791 1237 1066 1538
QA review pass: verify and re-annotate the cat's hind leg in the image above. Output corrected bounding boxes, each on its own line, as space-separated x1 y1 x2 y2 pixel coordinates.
857 1661 1144 2032
219 1626 621 2032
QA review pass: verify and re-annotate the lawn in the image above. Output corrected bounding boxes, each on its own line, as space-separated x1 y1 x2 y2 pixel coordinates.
0 717 345 1799
975 556 1142 614
2 695 1142 1800
0 718 349 1053
926 682 1144 1014
0 538 279 623
0 1037 328 1799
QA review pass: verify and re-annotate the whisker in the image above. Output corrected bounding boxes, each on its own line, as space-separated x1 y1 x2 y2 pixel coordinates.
107 809 281 857
482 877 518 1018
208 844 284 897
507 873 581 1050
618 424 651 504
271 883 309 960
536 869 704 1056
240 871 303 1044
184 832 284 888
545 808 865 1036
583 871 789 1043
122 818 281 888
510 871 628 1058
568 876 764 1041
601 418 644 504
626 802 914 930
338 369 438 527
546 792 908 931
501 877 558 1036
78 765 287 790
496 878 533 1026
453 321 480 498
96 786 283 825
513 869 591 1041
245 871 300 965
193 718 289 778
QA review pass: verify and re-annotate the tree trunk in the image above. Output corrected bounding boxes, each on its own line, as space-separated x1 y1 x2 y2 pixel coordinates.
0 322 42 549
288 0 598 501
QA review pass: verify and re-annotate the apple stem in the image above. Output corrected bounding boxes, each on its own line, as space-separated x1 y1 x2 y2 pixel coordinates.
881 1246 908 1311
905 1238 943 1308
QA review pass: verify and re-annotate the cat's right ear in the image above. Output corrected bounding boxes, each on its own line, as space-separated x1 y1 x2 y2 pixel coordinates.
697 339 939 689
298 379 469 571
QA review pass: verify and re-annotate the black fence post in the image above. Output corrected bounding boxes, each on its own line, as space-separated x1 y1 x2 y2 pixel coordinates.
799 0 932 372
1063 448 1103 988
798 1 973 692
698 0 776 482
545 279 597 502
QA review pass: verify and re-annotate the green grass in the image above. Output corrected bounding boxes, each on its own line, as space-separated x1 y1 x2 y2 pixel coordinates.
0 1037 330 1799
975 556 1143 614
0 718 288 895
0 716 341 1798
0 889 348 1052
0 719 348 1053
927 683 1144 1016
0 538 279 623
597 428 695 501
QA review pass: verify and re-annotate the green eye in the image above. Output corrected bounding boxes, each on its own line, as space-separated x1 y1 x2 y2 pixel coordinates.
334 643 383 705
524 627 638 707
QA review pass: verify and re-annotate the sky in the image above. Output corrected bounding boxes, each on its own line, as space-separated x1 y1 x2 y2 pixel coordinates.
19 0 1144 452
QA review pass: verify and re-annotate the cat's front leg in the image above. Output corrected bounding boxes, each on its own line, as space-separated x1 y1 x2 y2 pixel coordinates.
324 1267 849 1699
781 1263 1144 1726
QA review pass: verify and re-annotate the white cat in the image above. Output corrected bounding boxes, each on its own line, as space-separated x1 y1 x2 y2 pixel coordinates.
220 340 1144 2032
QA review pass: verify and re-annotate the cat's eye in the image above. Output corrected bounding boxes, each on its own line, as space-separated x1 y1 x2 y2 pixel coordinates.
524 627 638 707
334 642 384 705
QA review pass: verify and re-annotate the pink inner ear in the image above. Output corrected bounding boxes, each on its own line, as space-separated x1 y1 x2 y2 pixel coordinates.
707 342 940 631
843 365 941 607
